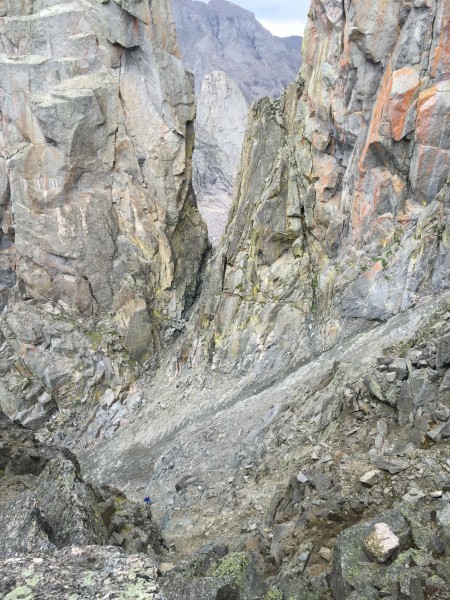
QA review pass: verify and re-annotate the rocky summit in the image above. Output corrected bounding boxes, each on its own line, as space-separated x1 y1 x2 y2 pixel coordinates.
0 0 449 599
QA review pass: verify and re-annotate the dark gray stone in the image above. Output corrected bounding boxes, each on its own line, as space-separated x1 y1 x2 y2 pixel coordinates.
370 453 409 474
436 333 450 368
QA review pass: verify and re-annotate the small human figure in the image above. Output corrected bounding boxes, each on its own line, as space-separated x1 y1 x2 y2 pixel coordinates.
144 496 154 517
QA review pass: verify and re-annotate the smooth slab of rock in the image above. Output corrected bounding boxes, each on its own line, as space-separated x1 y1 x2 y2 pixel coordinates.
363 523 400 563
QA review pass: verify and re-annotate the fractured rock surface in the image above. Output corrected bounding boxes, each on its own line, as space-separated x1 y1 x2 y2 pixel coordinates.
172 0 302 241
0 0 208 425
0 410 163 560
193 0 450 376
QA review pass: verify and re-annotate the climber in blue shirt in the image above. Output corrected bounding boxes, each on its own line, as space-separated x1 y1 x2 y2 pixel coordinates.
144 496 153 506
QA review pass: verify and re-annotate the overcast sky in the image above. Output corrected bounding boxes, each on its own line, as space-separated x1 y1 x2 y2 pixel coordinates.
198 0 310 37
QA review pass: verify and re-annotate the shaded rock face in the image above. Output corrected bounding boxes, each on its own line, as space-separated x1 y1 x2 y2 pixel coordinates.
0 0 208 423
194 0 450 376
0 409 164 575
172 0 302 241
193 70 249 243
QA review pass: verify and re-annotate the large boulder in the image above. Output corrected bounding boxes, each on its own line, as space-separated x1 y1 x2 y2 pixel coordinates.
332 508 411 598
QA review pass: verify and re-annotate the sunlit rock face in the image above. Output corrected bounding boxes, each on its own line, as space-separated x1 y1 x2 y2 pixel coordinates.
0 0 208 421
193 0 450 376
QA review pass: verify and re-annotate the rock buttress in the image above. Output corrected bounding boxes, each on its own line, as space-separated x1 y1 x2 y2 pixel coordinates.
0 0 209 422
194 0 450 377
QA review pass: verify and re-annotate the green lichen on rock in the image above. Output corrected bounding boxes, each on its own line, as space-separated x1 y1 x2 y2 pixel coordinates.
265 589 283 600
4 586 33 600
0 547 163 599
207 552 250 588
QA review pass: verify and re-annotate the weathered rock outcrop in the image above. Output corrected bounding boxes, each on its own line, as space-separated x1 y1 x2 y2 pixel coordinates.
195 0 450 376
0 411 163 560
0 0 208 424
0 408 167 598
172 0 302 240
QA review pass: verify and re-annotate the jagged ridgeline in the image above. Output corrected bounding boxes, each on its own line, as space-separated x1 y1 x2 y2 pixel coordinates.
0 0 449 599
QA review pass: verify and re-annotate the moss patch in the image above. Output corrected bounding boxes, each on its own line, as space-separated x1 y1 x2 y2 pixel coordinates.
265 589 283 600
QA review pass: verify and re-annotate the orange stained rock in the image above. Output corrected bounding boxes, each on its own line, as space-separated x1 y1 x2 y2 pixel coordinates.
430 1 450 79
369 261 383 276
397 213 414 224
385 67 420 142
359 63 393 171
341 17 351 69
415 81 450 147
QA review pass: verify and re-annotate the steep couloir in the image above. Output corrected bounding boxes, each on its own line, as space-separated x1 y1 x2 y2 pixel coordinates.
172 0 302 241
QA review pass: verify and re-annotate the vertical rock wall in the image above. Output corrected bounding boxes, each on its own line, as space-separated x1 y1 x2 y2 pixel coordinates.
0 0 208 422
193 70 249 243
195 0 450 376
172 0 302 242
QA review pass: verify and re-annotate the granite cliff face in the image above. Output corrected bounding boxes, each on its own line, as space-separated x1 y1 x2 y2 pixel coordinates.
1 0 450 599
196 0 450 376
172 0 302 241
0 0 208 425
193 70 249 243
